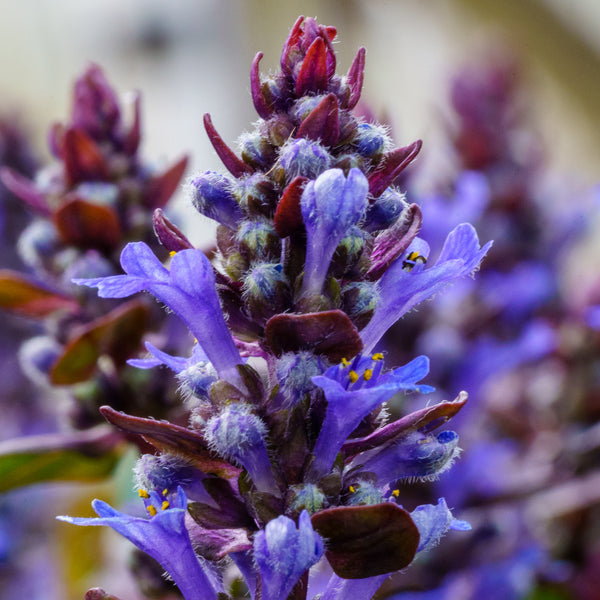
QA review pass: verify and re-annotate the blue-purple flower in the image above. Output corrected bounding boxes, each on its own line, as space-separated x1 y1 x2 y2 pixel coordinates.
308 354 434 479
74 242 244 387
253 510 324 600
57 487 221 600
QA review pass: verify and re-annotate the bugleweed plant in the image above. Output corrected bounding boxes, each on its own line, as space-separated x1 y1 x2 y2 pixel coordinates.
55 17 494 600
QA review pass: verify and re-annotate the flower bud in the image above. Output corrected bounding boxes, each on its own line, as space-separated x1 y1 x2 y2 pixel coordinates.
291 95 327 122
330 226 367 277
275 138 332 185
237 219 280 261
177 359 218 401
243 262 291 324
205 403 278 494
239 131 276 170
287 483 327 516
235 173 278 218
74 181 120 207
355 122 390 161
364 187 407 232
361 430 460 486
342 281 379 329
188 171 242 229
275 351 325 408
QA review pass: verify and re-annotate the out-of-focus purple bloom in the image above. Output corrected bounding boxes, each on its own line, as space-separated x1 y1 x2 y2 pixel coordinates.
309 354 433 479
57 487 221 600
253 510 323 600
300 168 369 297
361 223 492 352
74 242 243 387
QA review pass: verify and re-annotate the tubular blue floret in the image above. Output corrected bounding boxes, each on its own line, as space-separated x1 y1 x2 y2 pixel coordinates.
319 573 388 600
277 138 332 182
57 487 221 600
300 168 369 297
205 404 279 495
73 242 244 388
410 498 471 555
308 355 434 480
188 171 242 229
361 223 493 353
360 430 461 485
253 510 324 600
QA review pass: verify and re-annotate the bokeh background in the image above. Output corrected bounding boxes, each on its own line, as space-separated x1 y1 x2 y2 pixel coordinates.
0 1 598 599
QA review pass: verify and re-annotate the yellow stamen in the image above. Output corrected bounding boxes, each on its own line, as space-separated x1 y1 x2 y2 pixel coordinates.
147 505 157 517
161 500 170 511
162 488 169 496
372 353 384 361
138 489 150 499
363 369 373 381
349 370 359 383
341 357 350 367
349 485 356 493
392 489 400 498
169 250 177 257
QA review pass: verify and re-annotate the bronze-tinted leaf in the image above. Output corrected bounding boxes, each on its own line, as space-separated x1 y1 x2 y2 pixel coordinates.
152 208 194 252
0 425 123 492
296 94 339 146
273 176 307 238
311 503 420 578
189 478 255 530
50 300 149 384
342 392 468 458
265 310 363 362
63 127 109 185
54 197 122 251
0 167 50 215
0 269 78 318
100 406 240 479
144 155 188 209
368 140 422 198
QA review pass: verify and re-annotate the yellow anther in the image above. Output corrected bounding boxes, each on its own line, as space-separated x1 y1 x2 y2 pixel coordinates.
341 357 350 367
161 500 170 511
147 505 157 517
363 369 373 381
162 488 169 496
407 251 420 261
349 485 356 493
138 489 150 499
169 250 177 257
372 353 384 361
349 370 359 383
392 489 400 498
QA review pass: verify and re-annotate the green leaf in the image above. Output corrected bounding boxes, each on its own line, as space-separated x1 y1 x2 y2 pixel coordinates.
0 426 124 491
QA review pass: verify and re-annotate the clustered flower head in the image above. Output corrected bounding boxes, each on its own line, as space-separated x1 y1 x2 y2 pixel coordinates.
60 16 492 600
0 64 188 427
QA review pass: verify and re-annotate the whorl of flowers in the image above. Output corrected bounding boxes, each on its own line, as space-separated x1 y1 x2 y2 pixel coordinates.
63 17 491 600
